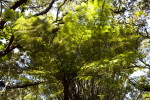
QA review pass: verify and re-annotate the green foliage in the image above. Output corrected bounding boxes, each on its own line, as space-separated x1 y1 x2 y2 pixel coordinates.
0 0 149 99
12 0 142 99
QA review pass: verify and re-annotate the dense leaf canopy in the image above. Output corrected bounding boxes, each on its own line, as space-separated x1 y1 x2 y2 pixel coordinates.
0 0 150 100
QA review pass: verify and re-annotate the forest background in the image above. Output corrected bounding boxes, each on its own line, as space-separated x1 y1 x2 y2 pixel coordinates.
0 0 150 100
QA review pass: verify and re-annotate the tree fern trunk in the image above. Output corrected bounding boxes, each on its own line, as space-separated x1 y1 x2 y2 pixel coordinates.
63 83 69 100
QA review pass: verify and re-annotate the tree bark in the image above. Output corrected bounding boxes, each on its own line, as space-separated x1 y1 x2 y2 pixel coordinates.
63 83 69 100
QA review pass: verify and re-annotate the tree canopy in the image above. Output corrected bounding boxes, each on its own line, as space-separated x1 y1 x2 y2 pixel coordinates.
0 0 150 100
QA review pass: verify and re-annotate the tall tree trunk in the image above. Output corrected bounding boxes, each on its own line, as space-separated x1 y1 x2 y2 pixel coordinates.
63 83 69 100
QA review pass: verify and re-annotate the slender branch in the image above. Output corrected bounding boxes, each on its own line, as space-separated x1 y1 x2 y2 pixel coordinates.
53 12 68 24
139 58 150 67
0 35 22 57
111 8 126 14
4 36 14 54
56 0 67 21
34 0 55 16
145 27 150 38
124 66 137 69
123 65 148 69
7 81 46 89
